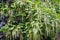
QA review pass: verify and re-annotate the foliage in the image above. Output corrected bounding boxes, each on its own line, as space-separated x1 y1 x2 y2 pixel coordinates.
0 0 60 40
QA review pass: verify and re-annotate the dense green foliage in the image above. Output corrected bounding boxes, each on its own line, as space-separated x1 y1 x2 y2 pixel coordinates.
0 0 60 40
